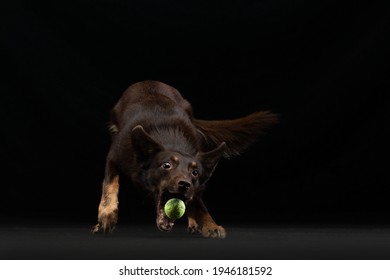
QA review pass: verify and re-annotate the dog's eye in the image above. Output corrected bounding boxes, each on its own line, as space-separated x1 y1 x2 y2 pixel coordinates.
161 162 172 169
191 169 199 177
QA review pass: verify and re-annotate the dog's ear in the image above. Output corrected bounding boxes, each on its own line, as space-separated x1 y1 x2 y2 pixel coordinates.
198 142 226 183
131 125 164 162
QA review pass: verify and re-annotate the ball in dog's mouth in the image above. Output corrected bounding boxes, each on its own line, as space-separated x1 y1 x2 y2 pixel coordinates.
156 191 188 232
164 198 186 219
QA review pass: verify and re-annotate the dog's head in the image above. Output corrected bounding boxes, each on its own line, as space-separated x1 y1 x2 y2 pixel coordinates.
131 125 225 231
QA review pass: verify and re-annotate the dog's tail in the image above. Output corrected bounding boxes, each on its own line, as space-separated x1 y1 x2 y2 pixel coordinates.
194 111 279 158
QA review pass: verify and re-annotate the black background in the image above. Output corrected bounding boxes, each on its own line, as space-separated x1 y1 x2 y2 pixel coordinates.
1 0 389 227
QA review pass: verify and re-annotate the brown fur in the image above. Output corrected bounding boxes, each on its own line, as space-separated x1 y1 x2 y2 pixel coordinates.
194 111 279 158
92 81 278 238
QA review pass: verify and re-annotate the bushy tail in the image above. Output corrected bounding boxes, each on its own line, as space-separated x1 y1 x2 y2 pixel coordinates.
194 111 279 158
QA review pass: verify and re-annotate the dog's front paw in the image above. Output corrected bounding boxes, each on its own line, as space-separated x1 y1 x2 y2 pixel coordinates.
156 207 175 232
201 223 226 239
91 209 118 234
187 218 201 234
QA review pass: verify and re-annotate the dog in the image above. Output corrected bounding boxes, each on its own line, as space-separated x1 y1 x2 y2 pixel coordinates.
91 80 278 238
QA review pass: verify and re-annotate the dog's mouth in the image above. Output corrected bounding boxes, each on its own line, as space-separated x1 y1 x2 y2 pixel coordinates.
156 190 188 232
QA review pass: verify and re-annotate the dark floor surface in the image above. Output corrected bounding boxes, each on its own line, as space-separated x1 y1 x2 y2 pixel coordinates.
1 222 390 260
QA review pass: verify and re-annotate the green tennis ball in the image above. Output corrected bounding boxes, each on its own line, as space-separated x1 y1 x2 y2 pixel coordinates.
164 198 186 220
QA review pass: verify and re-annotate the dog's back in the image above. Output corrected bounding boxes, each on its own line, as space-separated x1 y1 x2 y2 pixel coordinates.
110 81 194 133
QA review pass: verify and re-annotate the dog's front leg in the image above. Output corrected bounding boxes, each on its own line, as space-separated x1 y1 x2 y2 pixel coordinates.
187 194 226 239
92 163 119 234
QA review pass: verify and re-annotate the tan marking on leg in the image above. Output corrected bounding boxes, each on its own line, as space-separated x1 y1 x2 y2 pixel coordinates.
187 216 200 233
93 175 120 234
99 175 119 213
187 199 226 238
198 212 226 239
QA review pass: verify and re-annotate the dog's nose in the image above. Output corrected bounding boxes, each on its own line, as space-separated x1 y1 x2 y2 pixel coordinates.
178 180 191 191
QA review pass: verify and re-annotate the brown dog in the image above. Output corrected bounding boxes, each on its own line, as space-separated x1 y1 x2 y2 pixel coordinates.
92 81 277 238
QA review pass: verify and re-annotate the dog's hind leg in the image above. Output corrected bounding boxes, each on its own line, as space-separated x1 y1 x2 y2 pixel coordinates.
187 193 226 239
91 161 119 234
